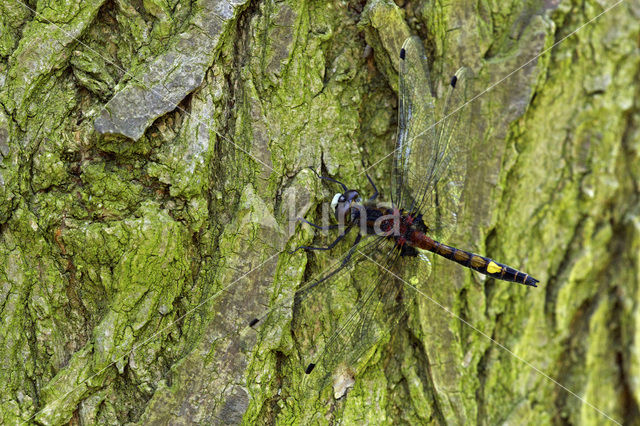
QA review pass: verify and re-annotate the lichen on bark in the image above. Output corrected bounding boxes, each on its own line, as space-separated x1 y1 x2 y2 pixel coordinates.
0 0 639 424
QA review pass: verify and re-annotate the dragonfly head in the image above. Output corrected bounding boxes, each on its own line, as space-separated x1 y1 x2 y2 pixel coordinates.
331 190 361 223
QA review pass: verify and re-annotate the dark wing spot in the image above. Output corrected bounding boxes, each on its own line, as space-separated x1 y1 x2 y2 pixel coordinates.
399 245 419 257
400 48 406 60
450 75 458 88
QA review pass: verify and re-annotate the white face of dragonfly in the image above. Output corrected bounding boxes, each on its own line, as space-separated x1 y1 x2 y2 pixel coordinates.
331 193 342 211
331 190 362 223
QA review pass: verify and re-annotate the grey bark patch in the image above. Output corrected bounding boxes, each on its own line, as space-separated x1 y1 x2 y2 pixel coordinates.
218 386 250 424
0 125 8 158
94 0 249 141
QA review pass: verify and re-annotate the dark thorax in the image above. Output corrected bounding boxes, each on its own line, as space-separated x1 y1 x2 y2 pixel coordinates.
338 195 428 257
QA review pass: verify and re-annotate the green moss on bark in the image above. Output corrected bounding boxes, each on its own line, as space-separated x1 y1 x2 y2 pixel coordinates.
0 0 638 424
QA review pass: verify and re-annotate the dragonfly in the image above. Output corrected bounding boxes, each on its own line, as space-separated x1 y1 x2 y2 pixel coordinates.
251 36 538 396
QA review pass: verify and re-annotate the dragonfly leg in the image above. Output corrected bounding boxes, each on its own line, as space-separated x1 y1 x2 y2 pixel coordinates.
340 232 361 265
308 167 348 192
296 233 362 298
296 217 339 231
289 223 354 254
359 159 379 201
365 171 379 201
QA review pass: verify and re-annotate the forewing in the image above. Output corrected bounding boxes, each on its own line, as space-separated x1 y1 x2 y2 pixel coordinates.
392 36 436 211
395 36 471 241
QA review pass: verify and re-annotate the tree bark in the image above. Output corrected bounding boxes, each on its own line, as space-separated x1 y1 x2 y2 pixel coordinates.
0 0 638 424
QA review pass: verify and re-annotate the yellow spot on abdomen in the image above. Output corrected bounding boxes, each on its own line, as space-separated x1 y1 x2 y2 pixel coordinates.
487 261 502 274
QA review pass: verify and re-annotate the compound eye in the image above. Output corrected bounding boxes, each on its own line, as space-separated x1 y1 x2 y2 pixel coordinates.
339 195 346 202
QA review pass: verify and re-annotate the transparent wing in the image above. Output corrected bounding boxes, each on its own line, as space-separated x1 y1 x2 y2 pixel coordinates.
392 36 436 211
252 233 385 329
291 235 415 394
394 36 471 241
